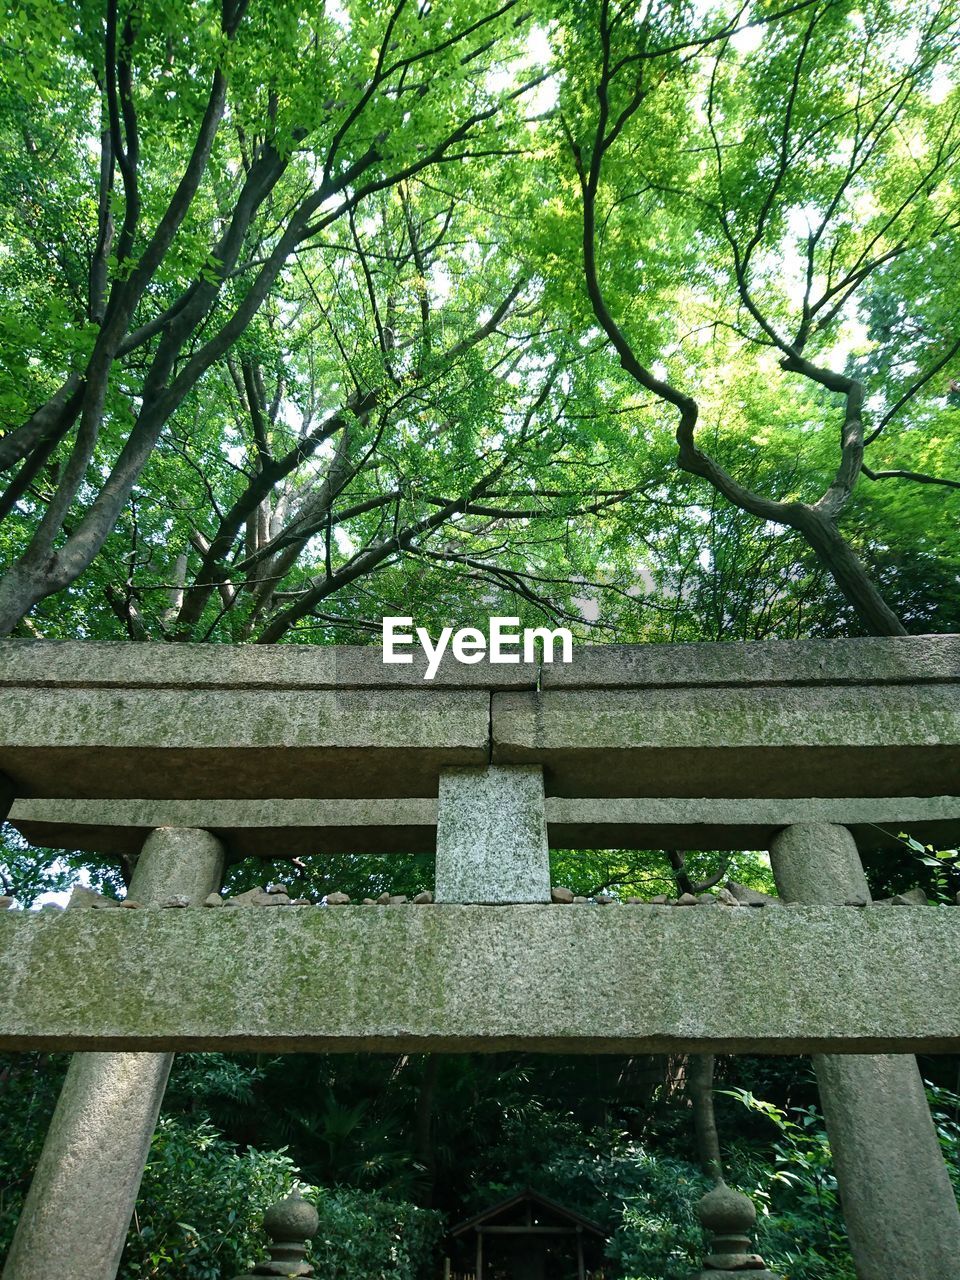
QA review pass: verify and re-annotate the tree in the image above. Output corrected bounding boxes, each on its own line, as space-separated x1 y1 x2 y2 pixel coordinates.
552 0 960 635
0 0 577 636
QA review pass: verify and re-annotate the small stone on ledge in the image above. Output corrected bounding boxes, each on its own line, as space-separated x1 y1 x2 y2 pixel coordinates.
229 886 267 906
726 881 781 907
68 886 118 910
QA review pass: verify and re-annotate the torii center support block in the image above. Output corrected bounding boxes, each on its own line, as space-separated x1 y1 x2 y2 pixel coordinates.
435 765 551 904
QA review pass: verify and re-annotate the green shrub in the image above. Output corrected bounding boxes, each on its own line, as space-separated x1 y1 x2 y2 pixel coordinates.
606 1154 709 1280
119 1118 299 1279
724 1091 855 1280
307 1187 444 1280
121 1120 444 1280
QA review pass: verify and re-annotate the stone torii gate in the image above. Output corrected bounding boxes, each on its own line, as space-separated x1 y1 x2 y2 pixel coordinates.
1 635 959 1280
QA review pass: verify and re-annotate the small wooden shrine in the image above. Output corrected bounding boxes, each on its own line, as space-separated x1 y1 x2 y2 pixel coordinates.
446 1189 606 1280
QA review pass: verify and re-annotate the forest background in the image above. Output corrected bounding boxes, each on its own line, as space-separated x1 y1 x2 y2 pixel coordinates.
0 0 959 1275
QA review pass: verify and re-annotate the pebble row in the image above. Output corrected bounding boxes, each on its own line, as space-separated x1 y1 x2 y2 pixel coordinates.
39 885 439 910
3 884 948 911
552 885 773 906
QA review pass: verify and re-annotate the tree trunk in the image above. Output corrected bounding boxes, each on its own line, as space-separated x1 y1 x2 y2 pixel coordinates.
0 566 47 638
790 508 906 637
688 1053 723 1182
413 1054 440 1206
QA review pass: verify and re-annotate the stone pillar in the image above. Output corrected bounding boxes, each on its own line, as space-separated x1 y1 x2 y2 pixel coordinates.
2 827 226 1280
435 765 550 903
769 822 960 1280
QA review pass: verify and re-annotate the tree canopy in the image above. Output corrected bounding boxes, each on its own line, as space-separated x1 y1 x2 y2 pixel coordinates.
0 0 957 642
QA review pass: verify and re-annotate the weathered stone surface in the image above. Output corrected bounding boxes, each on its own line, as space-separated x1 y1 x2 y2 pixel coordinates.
691 1182 782 1279
2 827 226 1280
412 891 433 904
66 886 118 909
9 797 441 858
0 688 489 800
541 634 960 688
0 896 13 910
226 886 296 907
435 766 550 905
325 892 350 906
235 1189 318 1278
0 638 539 690
2 905 960 1054
770 824 870 907
1 1049 175 1280
812 1054 960 1280
204 893 224 907
769 823 960 1280
492 686 960 797
726 883 781 908
4 635 956 697
4 635 957 812
875 887 928 906
129 827 226 905
551 887 575 903
7 793 960 865
544 796 960 853
10 792 960 861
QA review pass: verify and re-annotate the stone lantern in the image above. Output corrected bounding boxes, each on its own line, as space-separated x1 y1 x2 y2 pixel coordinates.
233 1188 319 1278
689 1182 782 1278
